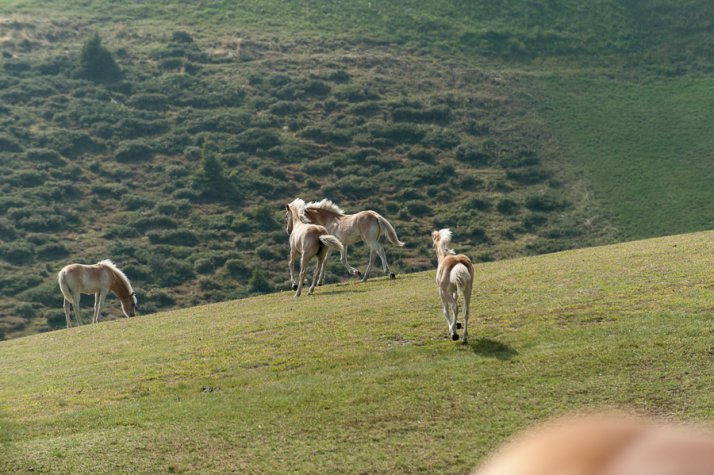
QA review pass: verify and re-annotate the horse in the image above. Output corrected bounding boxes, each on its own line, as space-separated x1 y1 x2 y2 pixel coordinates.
473 412 714 475
286 199 345 297
297 198 404 283
431 229 473 342
57 259 137 328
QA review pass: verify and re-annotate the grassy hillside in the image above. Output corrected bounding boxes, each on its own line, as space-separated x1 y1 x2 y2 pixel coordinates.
1 0 713 339
537 74 714 239
1 231 713 473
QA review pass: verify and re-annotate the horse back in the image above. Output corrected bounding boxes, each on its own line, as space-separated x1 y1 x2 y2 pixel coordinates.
59 263 113 294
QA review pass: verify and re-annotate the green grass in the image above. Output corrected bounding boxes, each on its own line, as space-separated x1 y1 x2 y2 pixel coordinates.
1 231 713 473
537 75 714 239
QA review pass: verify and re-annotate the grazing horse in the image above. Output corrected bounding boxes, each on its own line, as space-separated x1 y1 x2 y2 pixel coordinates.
57 259 137 328
298 199 404 283
473 412 714 475
286 199 345 297
432 229 474 342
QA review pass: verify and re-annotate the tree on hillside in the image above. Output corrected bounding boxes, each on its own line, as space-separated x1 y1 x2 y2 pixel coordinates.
192 143 237 201
248 266 271 294
77 33 122 83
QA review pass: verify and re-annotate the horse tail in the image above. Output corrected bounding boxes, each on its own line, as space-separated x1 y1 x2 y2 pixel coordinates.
376 214 405 247
319 234 344 253
57 268 72 302
450 262 473 297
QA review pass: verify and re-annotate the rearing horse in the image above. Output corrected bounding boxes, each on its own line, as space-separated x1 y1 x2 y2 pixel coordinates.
298 199 405 283
57 259 137 327
286 199 345 297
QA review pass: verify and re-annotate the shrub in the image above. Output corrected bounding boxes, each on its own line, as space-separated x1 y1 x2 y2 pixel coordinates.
121 194 153 211
115 140 154 162
147 229 199 246
525 194 568 212
496 198 519 215
193 258 215 275
36 242 70 260
248 266 271 293
191 145 237 200
256 244 279 260
76 33 122 83
128 93 169 111
0 133 23 152
15 303 36 319
171 31 194 43
225 259 250 279
506 168 550 184
0 218 17 241
455 142 493 165
235 128 280 153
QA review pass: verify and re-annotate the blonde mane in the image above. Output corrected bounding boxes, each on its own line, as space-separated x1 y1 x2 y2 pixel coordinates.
99 259 136 302
304 199 345 216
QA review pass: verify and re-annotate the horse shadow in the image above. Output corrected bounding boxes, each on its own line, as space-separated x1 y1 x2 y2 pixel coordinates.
465 337 518 360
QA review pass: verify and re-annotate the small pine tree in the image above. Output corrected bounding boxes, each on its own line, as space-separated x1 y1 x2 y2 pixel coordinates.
77 33 121 83
248 266 271 294
192 143 236 200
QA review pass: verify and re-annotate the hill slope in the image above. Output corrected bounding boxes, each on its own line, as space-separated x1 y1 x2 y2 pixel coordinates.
1 0 713 339
1 231 713 473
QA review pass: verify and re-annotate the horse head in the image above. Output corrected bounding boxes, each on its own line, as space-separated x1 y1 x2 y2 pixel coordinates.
285 204 294 234
120 291 137 317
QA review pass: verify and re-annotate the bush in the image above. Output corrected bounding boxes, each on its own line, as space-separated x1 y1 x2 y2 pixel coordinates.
147 229 199 246
115 140 154 162
36 242 70 260
455 142 492 165
128 93 169 111
525 194 568 212
0 242 34 265
496 198 519 215
0 133 23 152
248 266 271 293
76 33 122 83
24 148 64 165
225 259 250 279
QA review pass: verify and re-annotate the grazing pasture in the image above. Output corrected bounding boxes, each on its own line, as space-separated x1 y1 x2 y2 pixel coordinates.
1 231 712 474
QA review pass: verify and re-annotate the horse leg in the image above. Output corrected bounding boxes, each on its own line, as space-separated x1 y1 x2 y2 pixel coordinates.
375 244 395 279
318 249 330 286
462 288 472 343
309 253 325 295
63 299 72 328
96 290 108 323
360 247 376 282
72 294 82 326
439 290 454 338
451 292 460 330
92 292 100 324
295 254 310 297
339 245 360 277
442 289 459 340
288 247 298 291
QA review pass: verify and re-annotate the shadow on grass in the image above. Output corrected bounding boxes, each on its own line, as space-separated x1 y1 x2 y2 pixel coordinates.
468 337 518 360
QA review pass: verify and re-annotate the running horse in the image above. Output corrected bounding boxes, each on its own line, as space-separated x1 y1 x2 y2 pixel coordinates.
431 228 474 342
286 199 345 297
57 259 137 327
298 199 405 283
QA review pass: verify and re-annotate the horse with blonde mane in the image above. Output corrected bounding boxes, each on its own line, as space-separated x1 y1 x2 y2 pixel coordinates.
432 229 474 342
286 199 345 297
298 199 405 283
57 259 137 328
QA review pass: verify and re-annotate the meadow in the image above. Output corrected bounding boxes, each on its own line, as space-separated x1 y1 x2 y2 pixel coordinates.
1 231 712 473
1 0 713 338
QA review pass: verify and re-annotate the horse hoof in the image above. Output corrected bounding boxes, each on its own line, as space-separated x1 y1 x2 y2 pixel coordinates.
389 273 396 279
292 284 298 291
318 282 323 287
452 333 459 341
456 322 462 329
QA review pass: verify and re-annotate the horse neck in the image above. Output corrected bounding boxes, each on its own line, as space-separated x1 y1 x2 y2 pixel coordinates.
109 270 130 299
434 244 451 262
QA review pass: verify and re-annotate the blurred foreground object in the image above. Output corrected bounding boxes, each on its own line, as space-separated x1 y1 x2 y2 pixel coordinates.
473 412 714 475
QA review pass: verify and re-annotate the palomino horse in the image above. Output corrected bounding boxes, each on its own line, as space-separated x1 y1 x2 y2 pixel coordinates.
473 412 714 475
298 199 404 283
57 259 137 327
286 199 345 297
432 229 474 342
